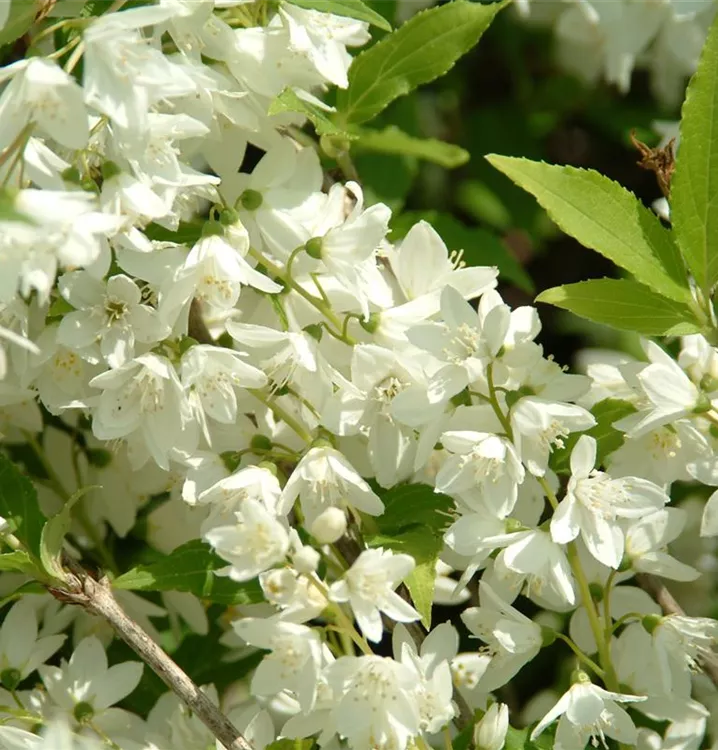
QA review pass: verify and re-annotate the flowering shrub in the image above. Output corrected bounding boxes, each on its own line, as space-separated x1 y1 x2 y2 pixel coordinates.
0 1 718 750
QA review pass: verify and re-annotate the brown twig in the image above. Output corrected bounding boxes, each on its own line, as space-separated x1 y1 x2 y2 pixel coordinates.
629 130 676 200
635 572 718 688
50 564 252 750
188 298 215 345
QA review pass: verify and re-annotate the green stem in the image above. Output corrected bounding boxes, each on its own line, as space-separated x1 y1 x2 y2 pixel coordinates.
537 475 620 689
554 632 605 679
249 389 313 444
603 568 617 634
487 364 513 439
307 576 373 655
481 382 623 694
247 247 356 345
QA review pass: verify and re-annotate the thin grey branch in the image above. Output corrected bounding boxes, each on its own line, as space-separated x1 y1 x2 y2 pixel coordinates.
50 565 252 750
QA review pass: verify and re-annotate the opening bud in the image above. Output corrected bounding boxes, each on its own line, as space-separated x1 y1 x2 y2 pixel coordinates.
201 220 224 238
641 613 662 634
692 392 712 414
359 313 380 334
473 702 509 750
250 434 273 453
101 160 121 181
310 507 347 544
1 668 21 691
305 237 324 259
294 545 320 574
219 207 240 226
239 189 263 211
73 701 95 723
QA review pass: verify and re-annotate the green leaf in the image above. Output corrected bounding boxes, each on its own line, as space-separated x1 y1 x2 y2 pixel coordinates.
368 527 441 629
369 483 453 628
269 89 355 139
0 0 41 47
0 189 35 226
143 220 203 246
389 211 534 293
486 156 691 303
40 486 96 582
0 453 46 564
113 540 264 606
47 296 74 318
550 399 636 474
0 581 46 611
671 15 718 296
0 550 42 576
375 483 453 536
285 0 391 31
337 0 504 124
351 125 469 168
267 740 315 750
536 278 701 336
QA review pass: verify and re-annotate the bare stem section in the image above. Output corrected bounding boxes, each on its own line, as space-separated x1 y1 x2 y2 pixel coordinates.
50 566 252 750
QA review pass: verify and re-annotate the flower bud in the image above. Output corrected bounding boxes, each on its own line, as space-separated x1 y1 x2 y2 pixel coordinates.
294 545 321 574
359 312 380 334
239 189 263 211
473 703 509 750
310 507 347 544
305 236 324 259
101 160 121 181
641 613 662 634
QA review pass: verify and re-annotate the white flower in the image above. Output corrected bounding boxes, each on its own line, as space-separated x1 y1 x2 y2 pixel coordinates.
684 458 718 537
408 286 508 386
323 344 417 487
0 190 121 305
159 227 281 328
225 139 324 258
0 599 65 687
204 496 289 581
510 396 595 477
392 622 457 733
0 720 103 750
474 702 509 750
278 444 384 529
624 508 699 581
279 4 370 88
195 464 282 530
180 344 267 439
38 636 143 734
554 1 666 95
0 58 89 151
491 528 576 608
651 615 718 696
308 183 392 319
58 272 167 368
90 353 196 470
607 420 710 487
82 4 196 137
387 220 498 306
460 582 542 693
551 435 670 568
233 617 326 711
530 677 646 750
326 655 421 750
435 431 524 515
329 548 420 642
615 340 705 438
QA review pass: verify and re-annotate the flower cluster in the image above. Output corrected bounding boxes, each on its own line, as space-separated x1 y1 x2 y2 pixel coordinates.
0 1 716 750
516 0 715 106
